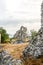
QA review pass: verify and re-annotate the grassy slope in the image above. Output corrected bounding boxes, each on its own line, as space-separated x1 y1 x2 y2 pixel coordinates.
0 43 43 65
0 43 28 59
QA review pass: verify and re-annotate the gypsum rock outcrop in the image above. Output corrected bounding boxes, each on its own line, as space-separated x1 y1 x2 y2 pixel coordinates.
0 50 22 65
13 26 28 42
23 1 43 59
23 28 43 59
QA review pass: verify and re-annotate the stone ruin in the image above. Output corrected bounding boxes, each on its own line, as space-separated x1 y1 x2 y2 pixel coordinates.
14 26 27 39
13 26 28 43
23 2 43 59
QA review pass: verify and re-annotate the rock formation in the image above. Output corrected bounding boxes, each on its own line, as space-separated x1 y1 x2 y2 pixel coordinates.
23 1 43 60
13 26 28 43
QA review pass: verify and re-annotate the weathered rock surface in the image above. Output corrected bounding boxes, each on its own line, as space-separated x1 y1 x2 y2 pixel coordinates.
22 29 43 65
13 26 28 43
23 28 43 59
23 1 43 60
14 26 27 39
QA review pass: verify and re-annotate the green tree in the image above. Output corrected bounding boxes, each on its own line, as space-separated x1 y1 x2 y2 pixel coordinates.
0 27 9 43
30 29 37 39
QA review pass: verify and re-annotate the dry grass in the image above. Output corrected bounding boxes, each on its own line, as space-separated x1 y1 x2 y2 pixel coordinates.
0 43 43 65
0 43 28 59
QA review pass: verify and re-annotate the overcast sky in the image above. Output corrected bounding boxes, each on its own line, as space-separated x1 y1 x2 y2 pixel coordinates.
0 0 42 37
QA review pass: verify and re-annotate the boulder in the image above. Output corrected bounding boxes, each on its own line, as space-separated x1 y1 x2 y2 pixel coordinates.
23 29 43 59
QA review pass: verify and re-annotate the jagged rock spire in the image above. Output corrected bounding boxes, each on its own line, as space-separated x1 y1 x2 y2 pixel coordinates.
41 1 43 29
23 1 43 59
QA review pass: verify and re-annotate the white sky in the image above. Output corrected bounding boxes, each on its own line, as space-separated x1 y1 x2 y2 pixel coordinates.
0 0 42 37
